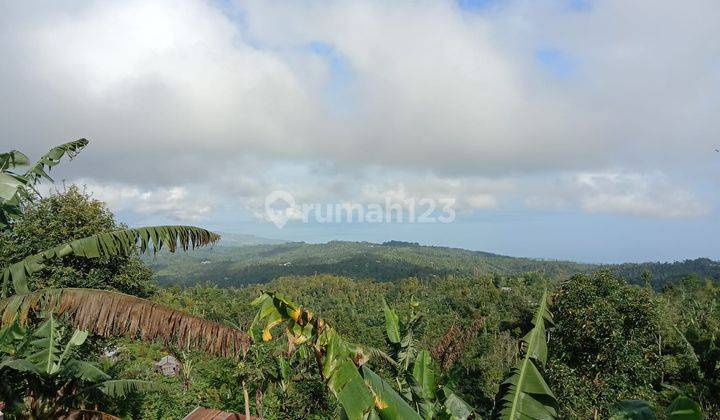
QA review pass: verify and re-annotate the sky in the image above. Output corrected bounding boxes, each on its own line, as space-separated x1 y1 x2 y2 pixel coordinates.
1 0 719 263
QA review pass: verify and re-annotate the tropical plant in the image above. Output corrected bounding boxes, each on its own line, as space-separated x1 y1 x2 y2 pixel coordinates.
253 291 473 419
0 314 159 418
253 291 423 419
0 139 89 230
0 141 251 359
495 289 557 419
382 298 474 419
383 296 423 396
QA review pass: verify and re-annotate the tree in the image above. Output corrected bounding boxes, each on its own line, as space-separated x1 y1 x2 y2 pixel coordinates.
547 271 662 417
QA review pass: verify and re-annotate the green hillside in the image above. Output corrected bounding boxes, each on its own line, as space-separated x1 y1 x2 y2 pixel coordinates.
147 240 720 289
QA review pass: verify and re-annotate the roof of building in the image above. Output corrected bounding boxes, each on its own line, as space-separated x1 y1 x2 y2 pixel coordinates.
154 355 179 366
183 407 257 420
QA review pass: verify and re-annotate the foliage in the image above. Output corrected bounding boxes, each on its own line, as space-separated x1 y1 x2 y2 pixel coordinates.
610 394 702 420
547 271 664 418
0 314 157 418
495 289 557 419
0 288 250 358
0 186 157 298
252 291 423 419
0 139 88 230
2 223 219 296
148 240 720 289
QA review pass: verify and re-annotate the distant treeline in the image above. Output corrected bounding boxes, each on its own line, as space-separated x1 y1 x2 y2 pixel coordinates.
146 241 719 289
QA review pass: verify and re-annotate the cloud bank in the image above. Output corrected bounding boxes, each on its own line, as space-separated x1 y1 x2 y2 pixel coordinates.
1 0 718 222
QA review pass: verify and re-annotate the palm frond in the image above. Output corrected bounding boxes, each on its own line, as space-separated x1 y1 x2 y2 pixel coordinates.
498 290 558 420
0 288 250 358
98 379 165 397
2 225 220 296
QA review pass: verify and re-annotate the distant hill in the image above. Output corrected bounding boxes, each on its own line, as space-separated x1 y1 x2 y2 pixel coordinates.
215 232 286 247
147 240 720 289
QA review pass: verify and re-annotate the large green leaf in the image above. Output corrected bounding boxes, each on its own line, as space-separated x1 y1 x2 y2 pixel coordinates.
362 365 423 420
0 140 89 230
26 314 61 375
0 357 42 375
1 225 220 296
21 138 89 186
412 349 436 401
383 299 401 344
254 292 424 420
0 321 26 354
609 400 657 420
98 379 163 397
666 396 702 420
60 359 110 382
442 389 473 420
0 150 30 171
498 290 557 420
330 359 374 419
57 329 88 368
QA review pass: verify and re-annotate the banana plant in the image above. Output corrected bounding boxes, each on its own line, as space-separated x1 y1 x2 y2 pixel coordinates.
495 290 558 420
0 139 88 230
383 299 474 419
383 297 420 397
255 292 473 419
253 291 422 420
0 314 160 418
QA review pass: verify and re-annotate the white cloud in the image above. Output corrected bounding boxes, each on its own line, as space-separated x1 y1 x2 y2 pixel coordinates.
525 171 710 219
73 180 214 221
1 0 717 221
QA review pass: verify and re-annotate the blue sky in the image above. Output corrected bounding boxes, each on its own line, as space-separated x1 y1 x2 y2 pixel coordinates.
3 0 720 263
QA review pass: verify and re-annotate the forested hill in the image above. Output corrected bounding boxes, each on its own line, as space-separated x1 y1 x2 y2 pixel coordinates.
147 240 720 288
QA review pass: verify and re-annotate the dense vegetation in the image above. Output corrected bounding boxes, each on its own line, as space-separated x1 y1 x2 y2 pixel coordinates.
149 239 720 290
1 141 716 419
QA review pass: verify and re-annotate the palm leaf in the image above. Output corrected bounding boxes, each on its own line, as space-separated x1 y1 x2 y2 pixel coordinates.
98 379 163 397
2 225 220 296
498 290 557 420
0 288 250 358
